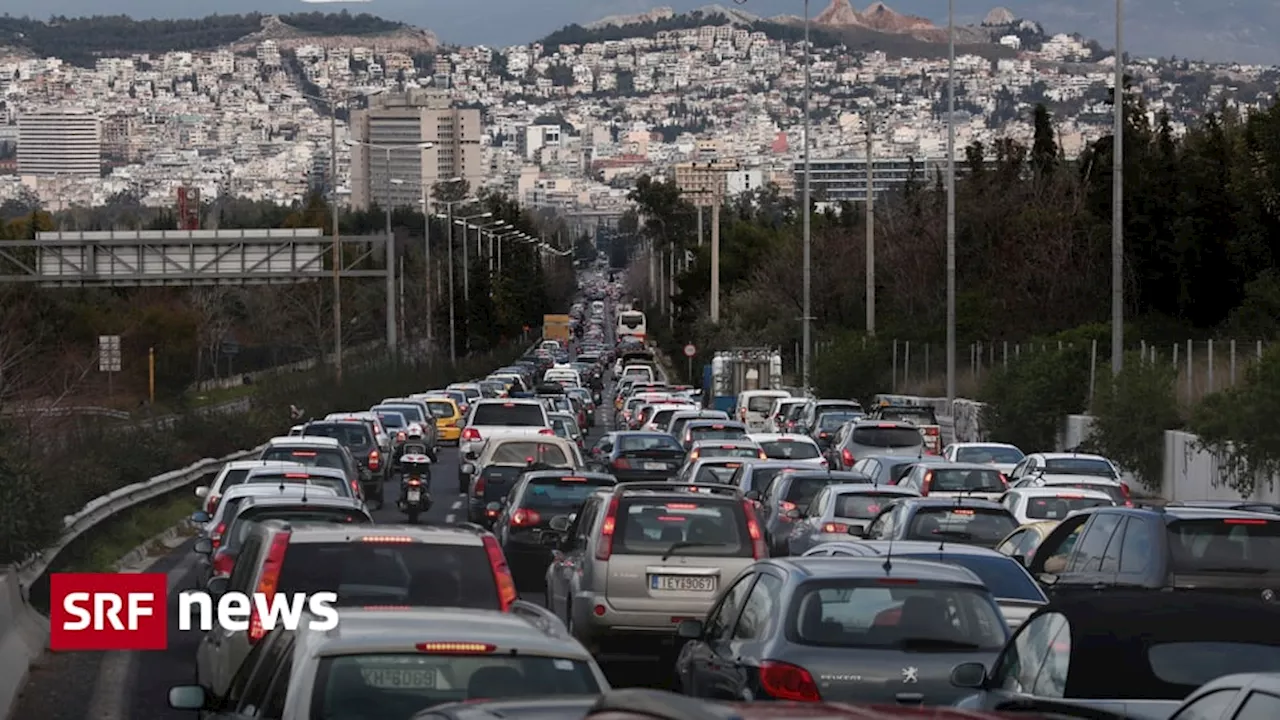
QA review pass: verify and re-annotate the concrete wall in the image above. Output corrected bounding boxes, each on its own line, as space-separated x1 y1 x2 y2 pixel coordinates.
0 574 49 719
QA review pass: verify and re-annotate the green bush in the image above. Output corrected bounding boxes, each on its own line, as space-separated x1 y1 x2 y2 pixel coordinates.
812 333 893 405
1188 344 1280 496
1083 352 1181 493
979 346 1090 452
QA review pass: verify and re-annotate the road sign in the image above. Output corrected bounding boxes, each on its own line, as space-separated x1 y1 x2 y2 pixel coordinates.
98 335 122 373
684 344 697 358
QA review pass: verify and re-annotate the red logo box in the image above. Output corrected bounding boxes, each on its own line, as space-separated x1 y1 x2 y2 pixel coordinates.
49 573 169 651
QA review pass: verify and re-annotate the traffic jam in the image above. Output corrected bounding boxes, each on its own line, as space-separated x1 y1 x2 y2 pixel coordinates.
170 266 1280 720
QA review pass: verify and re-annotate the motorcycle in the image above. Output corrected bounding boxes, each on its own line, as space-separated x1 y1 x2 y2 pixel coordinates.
397 454 433 523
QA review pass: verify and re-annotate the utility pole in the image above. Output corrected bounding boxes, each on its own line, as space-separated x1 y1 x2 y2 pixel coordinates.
865 118 875 337
329 97 342 382
945 0 957 404
710 192 721 323
1112 0 1125 374
383 147 397 356
801 0 813 389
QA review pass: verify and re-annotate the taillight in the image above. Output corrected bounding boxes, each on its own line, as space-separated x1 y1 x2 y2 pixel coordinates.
249 530 291 644
351 480 361 496
538 428 555 436
482 536 517 610
462 427 481 442
822 522 849 533
595 495 620 561
368 449 380 471
474 476 486 496
612 457 630 469
743 500 766 559
818 432 828 439
205 494 220 514
511 508 542 527
922 470 933 496
758 660 820 702
998 473 1009 487
1120 482 1132 507
396 432 406 442
210 522 226 550
840 448 854 468
212 550 235 577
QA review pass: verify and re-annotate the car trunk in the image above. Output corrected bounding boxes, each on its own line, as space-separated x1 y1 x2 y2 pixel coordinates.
614 447 684 475
478 465 525 503
785 646 996 705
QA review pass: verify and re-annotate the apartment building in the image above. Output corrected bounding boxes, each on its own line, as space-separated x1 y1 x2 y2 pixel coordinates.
793 156 947 202
17 109 102 176
673 159 739 206
350 89 483 210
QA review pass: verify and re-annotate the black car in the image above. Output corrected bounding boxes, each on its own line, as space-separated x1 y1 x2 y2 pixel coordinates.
587 431 685 481
492 470 617 589
752 469 873 556
301 420 387 504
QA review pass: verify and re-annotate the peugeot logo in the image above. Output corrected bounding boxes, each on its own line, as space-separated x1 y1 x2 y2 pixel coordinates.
1263 589 1276 603
902 667 919 684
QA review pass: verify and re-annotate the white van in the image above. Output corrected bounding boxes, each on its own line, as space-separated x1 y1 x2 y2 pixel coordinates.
736 389 793 432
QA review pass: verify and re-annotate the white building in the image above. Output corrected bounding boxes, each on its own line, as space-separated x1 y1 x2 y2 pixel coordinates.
17 109 101 176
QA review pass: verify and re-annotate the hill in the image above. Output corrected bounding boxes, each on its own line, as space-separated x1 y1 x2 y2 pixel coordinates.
0 11 437 67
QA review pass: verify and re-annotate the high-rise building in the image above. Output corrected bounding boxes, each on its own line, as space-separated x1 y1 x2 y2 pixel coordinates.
350 89 483 211
17 109 101 176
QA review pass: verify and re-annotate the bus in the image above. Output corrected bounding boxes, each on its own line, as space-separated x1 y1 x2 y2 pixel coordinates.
616 309 647 342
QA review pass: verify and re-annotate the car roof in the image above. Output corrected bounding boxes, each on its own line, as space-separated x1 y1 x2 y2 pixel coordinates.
521 470 615 482
767 556 988 586
690 439 758 448
779 470 875 482
851 540 1010 559
239 494 366 511
1005 487 1114 499
826 483 918 495
474 398 542 406
223 459 308 470
951 442 1021 449
245 465 348 480
283 522 488 546
221 484 339 500
1034 473 1123 485
265 436 342 447
686 420 747 428
1035 452 1111 461
852 419 917 429
583 688 1020 720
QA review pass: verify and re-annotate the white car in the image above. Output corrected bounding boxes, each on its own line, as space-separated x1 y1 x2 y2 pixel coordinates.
997 486 1116 524
746 433 826 467
1010 472 1132 507
194 459 311 516
1008 452 1122 483
941 442 1026 474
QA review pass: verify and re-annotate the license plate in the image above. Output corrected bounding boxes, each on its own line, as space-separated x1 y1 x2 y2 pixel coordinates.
644 462 667 470
406 489 421 502
650 575 716 592
361 668 436 689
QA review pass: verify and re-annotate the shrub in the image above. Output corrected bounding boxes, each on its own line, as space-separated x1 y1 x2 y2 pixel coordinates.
812 333 892 405
979 346 1090 452
1188 344 1280 496
1084 352 1181 493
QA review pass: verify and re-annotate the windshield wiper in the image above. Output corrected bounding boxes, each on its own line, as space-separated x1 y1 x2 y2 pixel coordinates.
898 636 982 651
661 541 721 561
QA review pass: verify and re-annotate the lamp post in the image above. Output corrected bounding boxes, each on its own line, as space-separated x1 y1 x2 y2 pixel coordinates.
1112 0 1125 374
435 195 477 364
945 0 957 405
455 211 493 303
801 0 812 389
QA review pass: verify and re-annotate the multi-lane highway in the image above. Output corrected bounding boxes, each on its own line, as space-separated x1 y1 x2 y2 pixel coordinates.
13 400 665 719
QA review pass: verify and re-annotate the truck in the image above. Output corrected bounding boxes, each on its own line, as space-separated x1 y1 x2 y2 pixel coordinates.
701 348 784 415
542 314 571 343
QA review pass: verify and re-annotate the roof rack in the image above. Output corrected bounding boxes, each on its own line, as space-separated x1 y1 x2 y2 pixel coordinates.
616 482 743 498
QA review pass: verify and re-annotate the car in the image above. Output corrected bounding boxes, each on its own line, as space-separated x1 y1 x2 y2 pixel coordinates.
735 389 792 431
543 482 766 659
996 487 1115 525
850 454 933 486
754 469 876 556
993 521 1062 566
586 432 685 481
745 433 826 467
1007 452 1122 484
460 399 555 489
1009 472 1132 507
682 439 766 466
174 604 608 717
194 459 311 515
298 420 387 504
784 484 921 554
675 457 751 486
241 464 360 501
677 420 749 450
666 410 730 439
418 395 465 444
549 411 586 449
1166 672 1280 720
828 420 927 470
863 497 1020 549
673 556 1008 704
895 461 1009 501
464 435 585 524
942 442 1026 474
188 483 338 577
259 436 361 498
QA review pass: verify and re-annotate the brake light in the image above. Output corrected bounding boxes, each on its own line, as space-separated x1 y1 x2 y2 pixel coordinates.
667 503 698 510
822 522 849 533
474 476 486 496
368 449 380 471
211 550 235 577
396 432 406 442
759 660 820 702
284 472 310 479
951 508 975 515
511 508 542 527
406 478 421 486
1225 518 1269 525
998 473 1009 486
841 448 854 468
205 494 220 514
351 480 360 495
922 470 933 495
248 530 291 644
210 522 226 550
1120 482 1133 506
482 535 517 610
612 458 630 469
416 642 496 653
360 535 414 542
595 495 620 561
291 451 316 457
758 450 768 460
818 432 829 439
878 423 896 428
538 428 555 436
462 427 481 442
743 499 767 559
925 427 940 435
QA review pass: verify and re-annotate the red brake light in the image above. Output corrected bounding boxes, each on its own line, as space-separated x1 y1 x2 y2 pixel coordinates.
205 494 220 514
922 470 933 495
780 500 797 511
406 479 421 486
667 503 698 509
291 451 316 457
396 432 406 441
951 508 975 515
538 428 556 436
462 427 482 442
877 423 896 428
758 660 820 702
595 495 620 561
367 449 381 471
743 499 767 559
561 476 587 482
998 473 1009 486
284 472 310 479
1225 518 1269 525
360 535 414 543
211 550 235 576
249 530 291 644
841 448 854 468
474 476 486 496
925 427 940 435
818 432 829 439
210 522 227 550
482 536 517 610
511 508 542 527
822 522 848 533
1057 494 1084 499
416 642 496 653
612 457 631 469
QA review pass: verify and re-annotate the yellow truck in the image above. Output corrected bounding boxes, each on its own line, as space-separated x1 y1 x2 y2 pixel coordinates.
543 314 571 343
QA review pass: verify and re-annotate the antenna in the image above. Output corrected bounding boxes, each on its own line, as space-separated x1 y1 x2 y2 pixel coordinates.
301 481 309 503
882 535 894 574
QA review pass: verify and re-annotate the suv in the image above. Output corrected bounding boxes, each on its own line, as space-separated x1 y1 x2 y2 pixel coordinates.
828 419 926 470
543 482 766 658
196 521 519 698
1027 504 1280 602
300 420 388 505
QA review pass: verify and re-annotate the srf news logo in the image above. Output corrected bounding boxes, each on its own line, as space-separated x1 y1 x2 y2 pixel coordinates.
49 573 337 651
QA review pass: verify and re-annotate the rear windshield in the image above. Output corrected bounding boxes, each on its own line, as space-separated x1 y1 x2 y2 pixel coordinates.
782 476 844 511
688 425 747 442
1025 495 1113 519
245 473 351 498
1148 642 1280 689
490 442 571 466
425 401 455 418
906 508 1018 545
618 435 683 452
277 543 499 609
521 476 615 510
760 440 820 460
1043 458 1116 478
817 412 860 430
219 468 252 490
261 448 348 472
613 500 749 558
878 408 938 424
374 412 406 429
473 403 546 426
1169 519 1280 573
790 581 1006 650
226 506 370 550
620 313 644 328
378 405 424 424
956 446 1024 464
927 468 1007 493
746 467 795 495
835 493 897 519
747 394 786 413
900 554 1044 602
850 427 922 448
451 386 482 400
303 424 371 448
695 462 744 484
313 653 599 716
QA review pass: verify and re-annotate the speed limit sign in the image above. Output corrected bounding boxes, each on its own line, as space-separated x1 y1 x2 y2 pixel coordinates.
683 344 697 358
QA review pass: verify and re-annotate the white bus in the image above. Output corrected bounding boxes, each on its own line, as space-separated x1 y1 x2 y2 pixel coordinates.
616 309 647 342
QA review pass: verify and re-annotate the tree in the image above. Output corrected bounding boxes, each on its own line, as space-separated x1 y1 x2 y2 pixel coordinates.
1030 103 1057 177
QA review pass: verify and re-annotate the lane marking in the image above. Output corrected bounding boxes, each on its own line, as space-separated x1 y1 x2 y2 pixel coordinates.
451 500 461 510
445 514 455 523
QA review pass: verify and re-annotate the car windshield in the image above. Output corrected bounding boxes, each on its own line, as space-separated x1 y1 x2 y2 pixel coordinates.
472 403 546 426
1024 495 1113 519
747 394 787 413
1168 519 1280 573
613 500 748 558
790 581 1006 650
313 653 599 718
425 401 455 418
759 440 820 460
850 426 922 448
694 463 743 483
906 508 1018 545
277 543 498 608
1043 458 1116 478
378 405 424 424
956 446 1025 464
817 412 860 430
618 434 683 452
900 554 1045 602
304 424 371 448
225 507 369 550
698 445 759 459
927 468 1007 493
688 425 747 443
490 442 570 466
375 412 406 430
783 476 845 511
521 476 615 510
834 493 898 520
245 473 351 498
260 448 348 472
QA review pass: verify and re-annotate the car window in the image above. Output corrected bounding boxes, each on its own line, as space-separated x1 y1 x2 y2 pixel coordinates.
425 401 455 418
379 404 425 424
791 581 1005 650
472 403 546 426
955 446 1025 464
304 424 370 448
688 425 748 443
781 476 845 512
490 442 570 466
618 434 683 452
694 462 743 484
705 574 756 641
747 395 784 413
1170 689 1240 720
904 507 1018 545
261 448 348 472
733 574 782 641
745 467 793 496
900 554 1044 602
275 543 499 609
520 476 615 511
1148 642 1280 689
1233 691 1280 720
759 440 820 460
995 612 1069 694
850 426 921 448
1040 519 1087 573
1043 458 1115 478
1167 518 1280 573
926 468 1007 493
1067 514 1123 573
1025 495 1112 519
612 499 749 558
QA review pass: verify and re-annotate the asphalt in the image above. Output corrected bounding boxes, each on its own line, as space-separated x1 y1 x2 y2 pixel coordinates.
12 387 668 719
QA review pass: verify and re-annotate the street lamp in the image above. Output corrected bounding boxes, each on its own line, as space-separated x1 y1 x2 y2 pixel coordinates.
454 211 493 303
434 193 477 365
945 0 957 405
1112 0 1125 374
345 138 433 356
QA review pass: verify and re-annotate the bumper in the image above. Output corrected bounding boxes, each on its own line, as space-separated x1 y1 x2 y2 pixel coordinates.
570 592 708 644
437 425 460 442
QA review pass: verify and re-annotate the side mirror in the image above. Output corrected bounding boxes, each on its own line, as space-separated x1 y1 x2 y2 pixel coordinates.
549 515 572 532
190 511 210 524
205 576 230 597
193 538 213 555
676 619 704 639
460 463 475 475
745 490 761 502
784 508 802 520
1037 573 1059 586
949 662 987 689
847 524 866 536
194 486 209 499
167 685 210 710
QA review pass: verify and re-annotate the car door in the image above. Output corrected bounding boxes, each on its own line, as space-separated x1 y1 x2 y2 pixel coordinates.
1026 513 1090 578
1057 513 1124 594
972 610 1072 707
232 632 296 717
550 497 600 619
726 572 784 701
679 572 757 699
198 532 264 693
1114 515 1159 589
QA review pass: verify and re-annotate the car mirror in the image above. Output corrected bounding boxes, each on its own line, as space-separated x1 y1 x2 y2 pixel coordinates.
676 618 704 639
167 685 210 710
785 508 802 520
194 486 209 499
192 537 213 555
460 463 475 475
189 511 210 524
949 662 987 689
549 515 573 532
1037 573 1059 586
205 576 229 597
847 524 866 536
